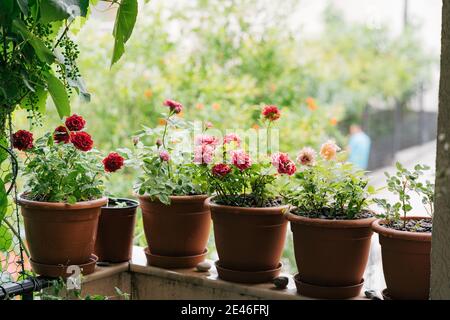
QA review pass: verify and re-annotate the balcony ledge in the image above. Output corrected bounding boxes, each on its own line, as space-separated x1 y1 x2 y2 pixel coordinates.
79 246 368 300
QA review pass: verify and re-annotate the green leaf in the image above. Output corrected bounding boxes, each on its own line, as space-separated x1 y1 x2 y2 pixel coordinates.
111 0 138 66
0 178 7 222
0 136 8 164
17 0 29 15
67 195 77 204
12 19 55 64
0 225 13 251
45 72 71 118
40 0 89 23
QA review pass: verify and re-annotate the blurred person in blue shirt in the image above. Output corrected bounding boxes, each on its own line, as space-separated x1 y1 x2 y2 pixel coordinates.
348 124 371 170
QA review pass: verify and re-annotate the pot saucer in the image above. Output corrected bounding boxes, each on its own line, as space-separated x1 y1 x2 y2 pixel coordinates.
294 274 364 299
381 288 392 300
144 247 208 269
30 254 98 278
215 260 282 284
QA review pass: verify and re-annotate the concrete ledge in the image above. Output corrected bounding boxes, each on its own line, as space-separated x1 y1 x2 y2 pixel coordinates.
78 246 367 300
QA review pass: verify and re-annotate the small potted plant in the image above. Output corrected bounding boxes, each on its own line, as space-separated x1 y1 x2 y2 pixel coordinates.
129 100 211 268
205 105 295 283
15 114 124 277
94 196 139 263
284 142 376 299
372 163 433 300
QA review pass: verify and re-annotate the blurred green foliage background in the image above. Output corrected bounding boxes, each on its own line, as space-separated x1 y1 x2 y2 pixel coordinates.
13 0 434 270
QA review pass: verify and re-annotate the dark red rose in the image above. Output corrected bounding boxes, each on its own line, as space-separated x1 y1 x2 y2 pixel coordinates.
12 130 33 151
53 126 70 144
212 163 231 178
102 152 125 173
262 105 281 121
163 99 183 114
70 131 93 151
65 114 86 131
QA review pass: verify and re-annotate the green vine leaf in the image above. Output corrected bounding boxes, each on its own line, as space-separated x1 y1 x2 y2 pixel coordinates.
45 72 71 118
0 224 13 251
0 178 7 222
17 0 29 15
12 19 56 64
111 0 138 66
40 0 89 23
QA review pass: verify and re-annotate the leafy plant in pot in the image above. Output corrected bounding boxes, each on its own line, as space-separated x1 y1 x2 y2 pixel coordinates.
15 114 124 277
372 163 433 300
205 105 295 284
126 100 211 268
283 142 376 299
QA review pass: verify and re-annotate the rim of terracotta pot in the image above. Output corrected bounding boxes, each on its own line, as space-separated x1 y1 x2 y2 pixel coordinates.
285 210 376 228
206 196 289 215
103 197 139 209
372 216 432 242
137 194 208 204
17 193 108 210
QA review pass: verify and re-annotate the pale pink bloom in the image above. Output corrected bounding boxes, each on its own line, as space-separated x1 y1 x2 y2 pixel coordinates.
223 133 241 146
194 134 219 147
320 140 341 160
296 147 316 166
205 121 213 129
271 152 297 175
193 144 215 164
230 149 252 171
159 150 170 162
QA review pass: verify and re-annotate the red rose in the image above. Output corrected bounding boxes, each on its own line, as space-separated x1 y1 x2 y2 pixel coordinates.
102 152 125 173
65 114 86 131
163 99 183 114
53 126 70 144
70 131 93 151
212 163 231 178
262 105 281 121
12 130 33 151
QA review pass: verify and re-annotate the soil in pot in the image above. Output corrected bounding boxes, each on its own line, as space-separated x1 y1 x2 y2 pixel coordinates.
18 194 106 276
286 209 375 299
372 217 431 300
207 196 288 283
94 198 139 263
139 195 211 268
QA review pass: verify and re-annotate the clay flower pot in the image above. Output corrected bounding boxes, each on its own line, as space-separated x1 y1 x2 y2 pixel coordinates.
94 198 139 263
18 194 107 277
286 212 375 299
207 197 288 283
372 217 431 300
139 195 211 268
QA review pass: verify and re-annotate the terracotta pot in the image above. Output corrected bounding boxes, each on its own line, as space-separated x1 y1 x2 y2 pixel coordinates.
139 195 211 257
94 198 138 263
372 217 431 300
286 212 375 298
18 194 106 267
207 197 288 273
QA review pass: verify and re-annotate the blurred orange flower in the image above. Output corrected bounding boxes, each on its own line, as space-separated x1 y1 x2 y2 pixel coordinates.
270 83 277 92
178 111 184 118
158 118 167 126
144 89 153 99
306 97 318 111
212 103 221 110
329 117 338 126
196 103 204 110
252 124 260 130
